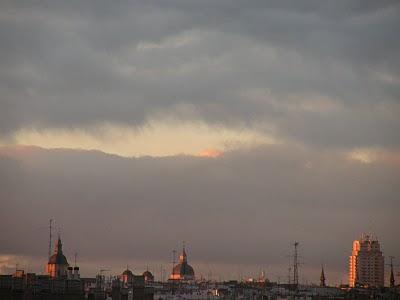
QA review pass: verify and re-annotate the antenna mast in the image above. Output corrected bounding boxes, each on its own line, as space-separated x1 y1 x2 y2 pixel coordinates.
48 219 53 259
172 249 176 278
293 242 299 287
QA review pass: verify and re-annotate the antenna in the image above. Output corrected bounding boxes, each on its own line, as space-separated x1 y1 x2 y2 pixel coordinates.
172 249 176 278
48 219 53 259
171 249 177 295
160 265 163 282
74 252 78 267
57 224 61 239
293 242 299 287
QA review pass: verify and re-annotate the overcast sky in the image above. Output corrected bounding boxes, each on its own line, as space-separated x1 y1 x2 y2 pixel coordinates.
0 0 399 285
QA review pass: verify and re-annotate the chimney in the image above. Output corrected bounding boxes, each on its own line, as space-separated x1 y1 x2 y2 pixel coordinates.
73 267 80 279
67 267 73 279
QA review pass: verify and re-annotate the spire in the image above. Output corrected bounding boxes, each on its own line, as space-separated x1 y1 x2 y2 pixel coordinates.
390 267 395 288
55 236 63 254
320 265 326 287
390 257 395 288
179 241 187 263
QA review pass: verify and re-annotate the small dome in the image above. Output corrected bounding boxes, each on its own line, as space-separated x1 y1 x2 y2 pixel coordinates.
143 270 154 281
122 269 134 276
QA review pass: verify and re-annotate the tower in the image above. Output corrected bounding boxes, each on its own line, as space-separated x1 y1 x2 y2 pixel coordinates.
348 234 384 288
320 265 326 287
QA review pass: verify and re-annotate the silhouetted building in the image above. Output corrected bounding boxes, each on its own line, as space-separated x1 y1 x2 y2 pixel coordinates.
0 271 84 299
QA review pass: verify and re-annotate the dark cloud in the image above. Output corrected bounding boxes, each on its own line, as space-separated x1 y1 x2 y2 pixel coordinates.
0 1 399 148
0 146 399 281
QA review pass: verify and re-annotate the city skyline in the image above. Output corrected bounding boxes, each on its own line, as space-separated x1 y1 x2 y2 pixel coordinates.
0 212 398 286
1 0 399 291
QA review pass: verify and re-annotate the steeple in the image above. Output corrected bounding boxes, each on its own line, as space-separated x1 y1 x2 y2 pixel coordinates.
320 265 326 287
179 241 187 263
390 259 395 288
55 236 63 254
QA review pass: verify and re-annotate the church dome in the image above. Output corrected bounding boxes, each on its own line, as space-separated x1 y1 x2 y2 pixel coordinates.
173 262 195 277
48 237 69 265
48 253 68 265
171 243 195 280
46 236 69 279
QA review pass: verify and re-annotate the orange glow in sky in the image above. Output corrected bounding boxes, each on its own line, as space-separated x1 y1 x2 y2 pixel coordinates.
198 149 222 158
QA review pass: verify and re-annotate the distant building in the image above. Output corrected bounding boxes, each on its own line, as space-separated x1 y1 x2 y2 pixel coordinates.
349 234 384 288
46 237 70 278
170 243 195 281
114 268 153 300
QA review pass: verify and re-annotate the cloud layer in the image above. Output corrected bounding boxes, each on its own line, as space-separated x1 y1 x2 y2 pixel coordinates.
1 1 399 151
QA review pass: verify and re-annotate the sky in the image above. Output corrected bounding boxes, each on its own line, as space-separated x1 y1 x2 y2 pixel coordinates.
0 0 399 285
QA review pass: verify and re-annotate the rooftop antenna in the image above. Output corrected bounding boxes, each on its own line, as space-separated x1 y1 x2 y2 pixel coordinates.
74 252 78 267
172 249 176 277
293 242 299 287
160 265 163 283
171 249 177 295
48 219 53 259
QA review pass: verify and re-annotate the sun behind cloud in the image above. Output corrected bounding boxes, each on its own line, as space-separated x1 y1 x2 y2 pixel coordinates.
198 149 222 158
